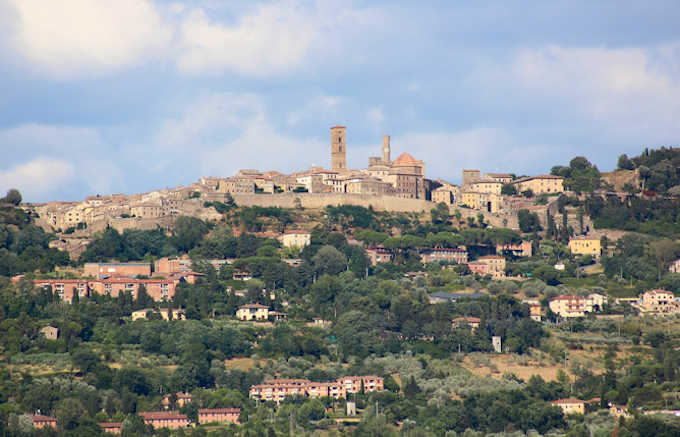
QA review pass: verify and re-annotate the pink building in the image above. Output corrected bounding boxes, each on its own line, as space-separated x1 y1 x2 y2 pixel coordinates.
33 275 200 302
32 415 57 429
197 408 240 425
99 422 123 434
84 262 151 278
250 376 384 403
138 412 190 430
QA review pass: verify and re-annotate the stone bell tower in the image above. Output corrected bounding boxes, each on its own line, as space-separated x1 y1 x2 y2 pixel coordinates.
330 126 347 171
382 135 391 164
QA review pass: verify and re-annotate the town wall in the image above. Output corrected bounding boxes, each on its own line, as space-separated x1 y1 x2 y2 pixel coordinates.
230 193 432 212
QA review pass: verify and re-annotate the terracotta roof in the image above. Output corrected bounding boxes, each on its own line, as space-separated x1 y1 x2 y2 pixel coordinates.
139 412 188 420
550 295 585 301
32 415 56 422
198 408 241 414
238 303 269 309
98 422 123 428
392 152 419 167
551 398 584 404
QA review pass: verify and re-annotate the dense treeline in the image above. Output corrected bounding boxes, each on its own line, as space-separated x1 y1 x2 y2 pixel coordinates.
617 146 680 193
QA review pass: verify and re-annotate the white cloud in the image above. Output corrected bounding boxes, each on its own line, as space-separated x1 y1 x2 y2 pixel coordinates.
366 106 386 128
286 95 345 126
176 3 318 75
510 44 680 140
146 92 327 176
395 128 555 182
0 157 75 200
0 124 124 201
6 0 172 78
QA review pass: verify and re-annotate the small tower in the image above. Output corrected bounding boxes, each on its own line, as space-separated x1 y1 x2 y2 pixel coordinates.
382 135 391 164
330 126 347 171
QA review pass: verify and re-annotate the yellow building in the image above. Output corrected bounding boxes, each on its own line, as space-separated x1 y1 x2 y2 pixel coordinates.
236 304 270 321
551 399 585 416
568 237 601 258
460 191 502 213
512 175 564 195
469 180 503 195
281 231 311 248
131 308 186 321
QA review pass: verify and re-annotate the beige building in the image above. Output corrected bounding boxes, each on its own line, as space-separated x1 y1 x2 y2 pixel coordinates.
549 296 587 318
131 308 186 321
469 180 503 195
511 175 565 195
366 247 393 265
40 326 59 340
484 173 513 184
477 255 506 279
281 231 311 248
569 237 602 258
460 191 502 213
431 185 458 204
551 399 585 416
236 303 269 321
637 289 678 315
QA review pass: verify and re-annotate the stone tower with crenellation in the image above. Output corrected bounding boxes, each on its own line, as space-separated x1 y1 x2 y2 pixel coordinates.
330 126 347 171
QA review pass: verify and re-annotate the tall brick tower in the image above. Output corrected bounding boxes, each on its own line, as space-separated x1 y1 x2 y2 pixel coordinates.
330 126 347 171
382 135 391 164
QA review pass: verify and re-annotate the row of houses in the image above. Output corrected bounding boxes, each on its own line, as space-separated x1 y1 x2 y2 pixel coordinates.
249 376 384 403
32 271 202 302
30 409 240 432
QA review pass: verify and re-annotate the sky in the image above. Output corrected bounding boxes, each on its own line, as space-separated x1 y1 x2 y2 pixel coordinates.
1 0 679 202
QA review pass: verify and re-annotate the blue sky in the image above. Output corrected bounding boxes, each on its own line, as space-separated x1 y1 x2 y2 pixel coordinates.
1 0 679 202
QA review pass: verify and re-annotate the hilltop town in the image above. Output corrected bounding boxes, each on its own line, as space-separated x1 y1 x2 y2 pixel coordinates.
2 143 680 437
28 125 616 261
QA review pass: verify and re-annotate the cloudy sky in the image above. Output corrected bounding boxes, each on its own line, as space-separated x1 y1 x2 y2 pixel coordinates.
1 0 679 202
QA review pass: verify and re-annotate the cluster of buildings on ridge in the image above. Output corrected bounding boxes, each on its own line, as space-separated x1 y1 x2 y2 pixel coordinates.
249 376 384 404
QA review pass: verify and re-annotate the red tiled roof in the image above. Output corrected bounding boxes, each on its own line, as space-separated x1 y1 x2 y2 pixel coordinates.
139 412 188 420
198 408 241 414
393 153 419 167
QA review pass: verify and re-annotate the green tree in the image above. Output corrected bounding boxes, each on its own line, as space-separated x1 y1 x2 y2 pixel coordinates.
171 216 209 253
501 184 517 196
1 189 22 205
312 245 347 276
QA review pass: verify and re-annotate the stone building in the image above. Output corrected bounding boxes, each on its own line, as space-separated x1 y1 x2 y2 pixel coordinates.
462 169 481 186
331 126 347 171
511 175 564 195
84 262 151 278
